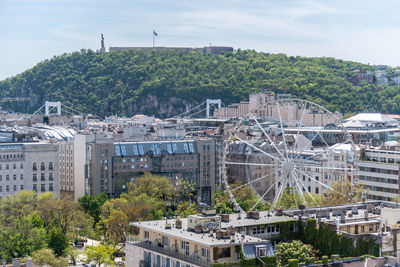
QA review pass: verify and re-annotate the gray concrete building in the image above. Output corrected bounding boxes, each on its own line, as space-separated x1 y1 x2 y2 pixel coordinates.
0 142 60 198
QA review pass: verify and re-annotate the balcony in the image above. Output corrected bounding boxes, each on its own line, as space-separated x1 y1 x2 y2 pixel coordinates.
126 236 210 266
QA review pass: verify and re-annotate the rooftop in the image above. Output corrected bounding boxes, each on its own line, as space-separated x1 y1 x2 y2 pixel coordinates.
130 217 268 247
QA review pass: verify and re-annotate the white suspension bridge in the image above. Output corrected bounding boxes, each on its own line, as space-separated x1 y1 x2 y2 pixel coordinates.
172 99 224 119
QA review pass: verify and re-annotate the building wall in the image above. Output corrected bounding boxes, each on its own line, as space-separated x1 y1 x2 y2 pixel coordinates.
25 143 60 197
59 140 74 196
0 142 60 198
358 149 400 201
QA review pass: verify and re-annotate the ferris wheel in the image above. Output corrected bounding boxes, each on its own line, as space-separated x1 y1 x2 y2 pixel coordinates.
221 98 356 213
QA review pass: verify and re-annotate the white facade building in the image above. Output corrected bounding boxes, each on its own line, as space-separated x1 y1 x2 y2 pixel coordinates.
0 142 60 198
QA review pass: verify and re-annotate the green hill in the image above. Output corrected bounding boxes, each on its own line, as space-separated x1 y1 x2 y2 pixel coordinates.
1 49 399 118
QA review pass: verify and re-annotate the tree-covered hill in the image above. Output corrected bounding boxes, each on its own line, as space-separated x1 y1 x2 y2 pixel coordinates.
1 49 400 118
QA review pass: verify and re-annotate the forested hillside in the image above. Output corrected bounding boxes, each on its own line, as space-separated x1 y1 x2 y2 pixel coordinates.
1 49 400 118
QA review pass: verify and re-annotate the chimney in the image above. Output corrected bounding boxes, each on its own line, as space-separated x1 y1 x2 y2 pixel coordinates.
176 219 182 229
340 211 346 223
12 258 20 267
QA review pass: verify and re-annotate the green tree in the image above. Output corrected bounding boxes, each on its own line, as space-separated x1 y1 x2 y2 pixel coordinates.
176 201 198 217
84 244 115 266
78 193 108 224
31 249 69 267
47 228 69 257
275 240 313 266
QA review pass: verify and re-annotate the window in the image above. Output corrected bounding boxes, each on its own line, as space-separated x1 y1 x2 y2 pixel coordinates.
33 163 37 171
5 164 9 170
218 247 231 258
33 184 37 192
20 185 24 190
315 187 319 194
41 163 45 171
0 175 2 181
49 183 54 192
5 175 9 181
0 186 2 192
144 231 149 240
41 173 45 181
6 186 9 192
49 173 53 181
162 236 169 247
20 163 23 169
361 225 365 232
33 174 37 182
13 164 16 170
20 174 23 180
13 175 16 181
41 184 45 192
13 185 16 191
202 248 210 263
259 248 267 257
49 162 53 170
181 241 189 256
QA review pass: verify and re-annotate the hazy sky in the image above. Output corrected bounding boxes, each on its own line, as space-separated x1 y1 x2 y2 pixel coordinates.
1 0 400 80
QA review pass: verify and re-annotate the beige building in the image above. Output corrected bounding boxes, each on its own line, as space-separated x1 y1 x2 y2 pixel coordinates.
126 210 275 266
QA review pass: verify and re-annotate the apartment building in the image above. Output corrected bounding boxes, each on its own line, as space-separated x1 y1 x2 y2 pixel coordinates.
126 210 275 267
0 142 60 198
126 201 388 267
357 145 400 201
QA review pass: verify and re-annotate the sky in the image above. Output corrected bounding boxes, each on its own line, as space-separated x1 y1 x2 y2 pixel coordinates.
1 0 400 80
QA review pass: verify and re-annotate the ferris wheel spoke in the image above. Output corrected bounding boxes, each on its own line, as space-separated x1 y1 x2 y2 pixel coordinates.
225 162 277 167
250 180 277 211
294 169 333 191
234 136 284 163
291 170 315 202
273 174 287 207
291 172 307 205
290 101 308 162
230 170 279 191
276 101 290 159
253 117 286 160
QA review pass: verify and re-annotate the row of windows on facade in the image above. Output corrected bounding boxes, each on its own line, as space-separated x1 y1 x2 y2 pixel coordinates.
364 156 400 164
0 154 24 159
60 149 73 155
365 185 398 194
359 175 398 184
60 162 73 168
32 173 54 182
0 163 24 170
61 181 73 186
0 174 24 181
0 184 24 192
32 183 54 192
110 164 150 171
32 162 53 171
359 166 398 175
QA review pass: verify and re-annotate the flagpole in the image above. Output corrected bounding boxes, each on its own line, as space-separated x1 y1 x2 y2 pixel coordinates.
153 30 155 47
